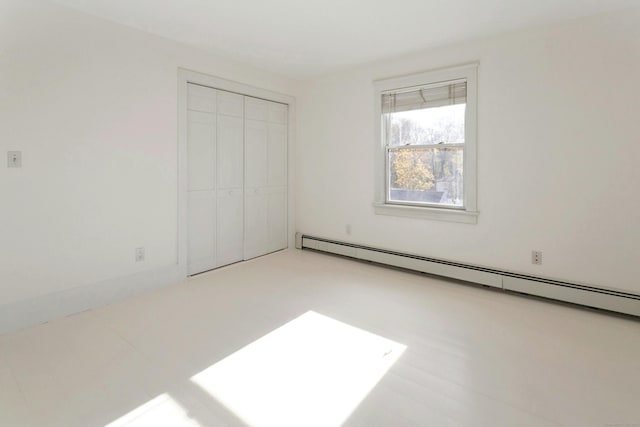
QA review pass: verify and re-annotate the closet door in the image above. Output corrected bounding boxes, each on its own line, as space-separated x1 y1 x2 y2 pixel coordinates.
215 91 244 267
187 84 288 272
244 97 288 259
187 84 217 275
266 106 288 253
244 118 269 259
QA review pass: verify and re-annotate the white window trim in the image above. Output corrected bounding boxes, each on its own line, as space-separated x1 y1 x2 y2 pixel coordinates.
373 63 479 224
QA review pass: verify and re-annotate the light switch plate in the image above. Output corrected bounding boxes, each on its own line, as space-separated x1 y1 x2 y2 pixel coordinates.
7 151 22 168
135 247 145 262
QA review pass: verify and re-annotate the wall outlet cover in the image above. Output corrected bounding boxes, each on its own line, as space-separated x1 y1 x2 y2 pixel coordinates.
7 151 22 168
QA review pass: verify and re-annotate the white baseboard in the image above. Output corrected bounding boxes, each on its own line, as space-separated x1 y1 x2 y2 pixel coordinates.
0 265 184 335
298 233 640 317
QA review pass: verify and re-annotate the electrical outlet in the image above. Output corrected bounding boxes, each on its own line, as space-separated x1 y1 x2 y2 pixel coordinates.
7 151 21 168
346 224 352 235
135 247 145 262
532 250 542 265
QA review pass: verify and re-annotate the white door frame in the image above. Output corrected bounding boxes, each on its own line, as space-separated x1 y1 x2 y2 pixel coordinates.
177 68 296 278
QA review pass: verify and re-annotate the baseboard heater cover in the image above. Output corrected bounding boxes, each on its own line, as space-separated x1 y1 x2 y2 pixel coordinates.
297 233 640 317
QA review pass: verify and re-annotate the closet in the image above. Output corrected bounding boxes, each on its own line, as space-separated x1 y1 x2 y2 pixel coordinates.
186 83 287 275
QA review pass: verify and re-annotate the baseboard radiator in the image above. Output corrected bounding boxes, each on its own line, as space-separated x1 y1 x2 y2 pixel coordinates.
295 233 640 317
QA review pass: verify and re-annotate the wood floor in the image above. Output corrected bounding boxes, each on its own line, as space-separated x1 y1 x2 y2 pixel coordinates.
1 249 639 426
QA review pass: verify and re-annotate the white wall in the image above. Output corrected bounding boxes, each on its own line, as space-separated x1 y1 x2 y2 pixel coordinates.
0 0 296 308
295 9 640 294
2 0 638 331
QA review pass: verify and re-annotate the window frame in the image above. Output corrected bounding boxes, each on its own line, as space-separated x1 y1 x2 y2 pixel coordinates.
373 63 479 224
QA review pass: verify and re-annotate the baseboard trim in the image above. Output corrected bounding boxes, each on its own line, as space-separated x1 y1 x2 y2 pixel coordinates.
297 233 640 317
0 265 184 335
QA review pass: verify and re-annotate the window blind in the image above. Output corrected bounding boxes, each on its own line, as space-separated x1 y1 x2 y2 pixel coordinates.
382 80 466 114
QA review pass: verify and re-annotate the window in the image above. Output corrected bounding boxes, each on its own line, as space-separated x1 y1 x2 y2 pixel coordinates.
373 64 478 223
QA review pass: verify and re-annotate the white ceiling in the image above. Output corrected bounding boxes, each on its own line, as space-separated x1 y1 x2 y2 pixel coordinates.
48 0 636 78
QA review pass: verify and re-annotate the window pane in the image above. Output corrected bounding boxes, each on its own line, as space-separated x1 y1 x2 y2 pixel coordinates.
388 147 463 207
387 104 465 147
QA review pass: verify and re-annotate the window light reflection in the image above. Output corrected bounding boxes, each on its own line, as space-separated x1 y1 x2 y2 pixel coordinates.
190 311 406 427
105 393 201 427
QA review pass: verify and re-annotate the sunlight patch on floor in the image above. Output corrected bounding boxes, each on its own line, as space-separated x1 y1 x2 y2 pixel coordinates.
105 393 200 427
191 311 407 427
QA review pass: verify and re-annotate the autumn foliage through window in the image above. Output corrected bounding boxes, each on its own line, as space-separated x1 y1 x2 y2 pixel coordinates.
382 81 467 208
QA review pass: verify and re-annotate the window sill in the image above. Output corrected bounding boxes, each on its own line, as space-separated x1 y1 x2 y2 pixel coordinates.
373 203 478 224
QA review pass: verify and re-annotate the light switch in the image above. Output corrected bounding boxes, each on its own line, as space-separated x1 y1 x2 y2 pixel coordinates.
7 151 22 168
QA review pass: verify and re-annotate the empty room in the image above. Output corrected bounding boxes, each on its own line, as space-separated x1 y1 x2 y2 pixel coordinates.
1 0 639 426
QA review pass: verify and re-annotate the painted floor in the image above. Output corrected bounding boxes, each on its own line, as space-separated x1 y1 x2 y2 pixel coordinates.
1 249 639 427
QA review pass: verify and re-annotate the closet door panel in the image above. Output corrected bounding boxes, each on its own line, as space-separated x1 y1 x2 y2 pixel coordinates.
244 98 288 259
244 189 268 259
245 98 268 121
268 102 287 124
267 188 287 253
268 123 287 187
217 91 243 117
187 111 216 191
217 115 244 189
188 84 216 113
244 120 268 188
217 189 244 267
188 191 216 275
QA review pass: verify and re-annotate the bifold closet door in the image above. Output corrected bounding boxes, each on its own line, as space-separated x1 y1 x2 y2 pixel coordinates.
187 85 245 275
187 84 288 274
215 92 244 268
244 97 288 259
187 84 217 275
